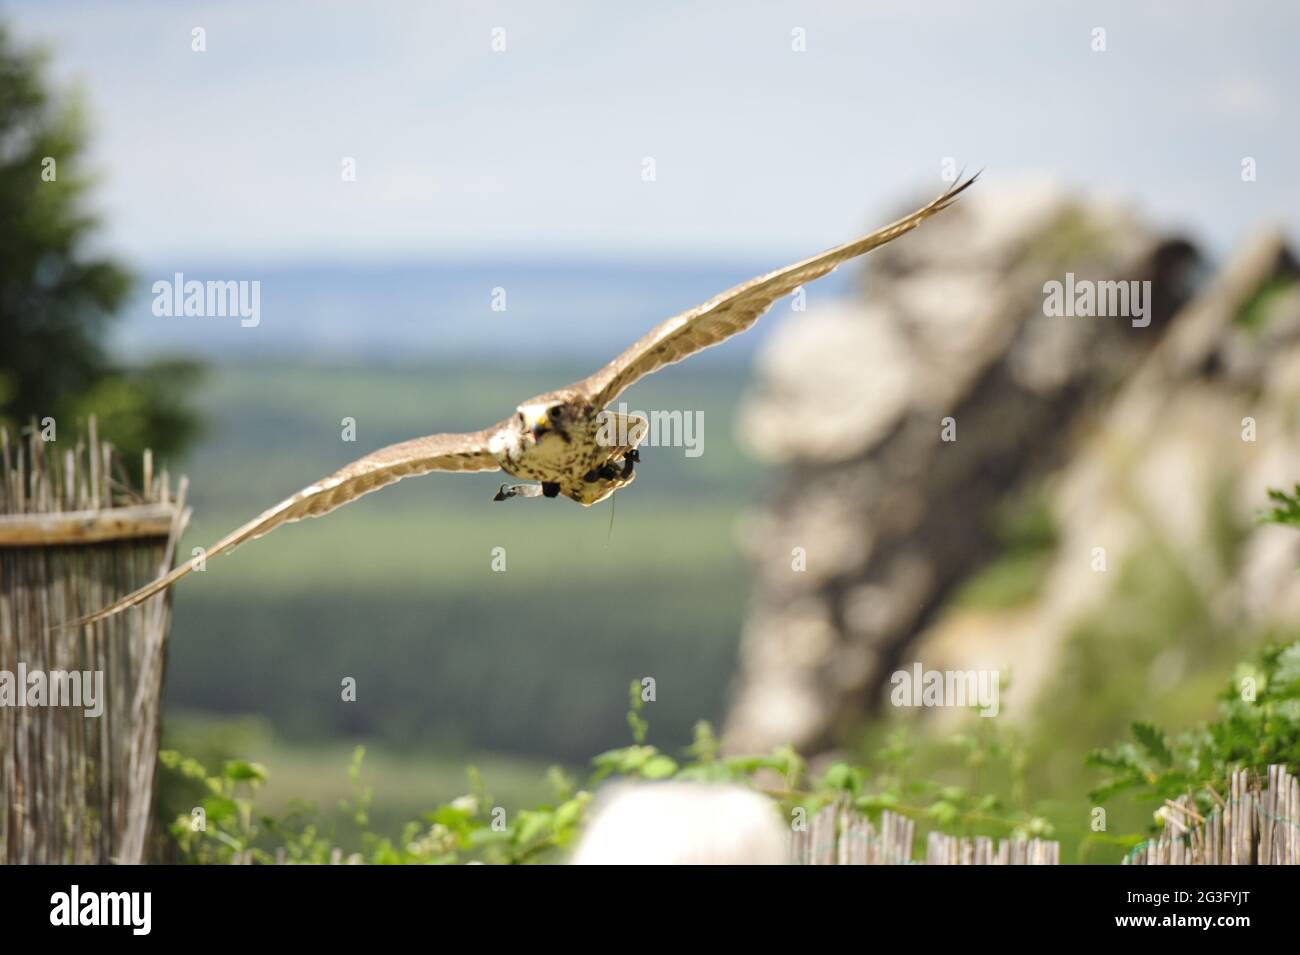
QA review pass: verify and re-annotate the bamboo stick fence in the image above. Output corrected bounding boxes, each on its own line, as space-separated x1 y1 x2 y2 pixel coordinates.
790 803 1060 864
1125 765 1300 865
0 420 189 864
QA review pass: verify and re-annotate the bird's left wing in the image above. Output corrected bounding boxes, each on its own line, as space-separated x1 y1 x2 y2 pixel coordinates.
65 426 504 627
576 174 977 408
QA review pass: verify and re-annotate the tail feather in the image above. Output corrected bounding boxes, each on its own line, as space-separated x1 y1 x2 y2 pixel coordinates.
60 503 280 628
65 556 201 628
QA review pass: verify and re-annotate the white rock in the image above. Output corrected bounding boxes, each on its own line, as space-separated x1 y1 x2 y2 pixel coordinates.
570 783 787 865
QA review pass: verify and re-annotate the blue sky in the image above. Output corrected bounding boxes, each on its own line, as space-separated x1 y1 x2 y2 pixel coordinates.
6 0 1298 267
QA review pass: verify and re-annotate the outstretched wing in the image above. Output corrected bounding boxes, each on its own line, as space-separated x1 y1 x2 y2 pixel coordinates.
577 174 978 408
68 427 504 627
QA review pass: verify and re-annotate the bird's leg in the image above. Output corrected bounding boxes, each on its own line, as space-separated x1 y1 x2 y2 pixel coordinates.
494 482 545 501
585 447 640 485
541 481 562 498
620 448 639 478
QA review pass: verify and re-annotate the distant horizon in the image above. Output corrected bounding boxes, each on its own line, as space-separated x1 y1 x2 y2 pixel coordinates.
109 255 851 362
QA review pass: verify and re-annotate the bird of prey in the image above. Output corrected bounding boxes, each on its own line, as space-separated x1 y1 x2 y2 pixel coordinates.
73 175 976 625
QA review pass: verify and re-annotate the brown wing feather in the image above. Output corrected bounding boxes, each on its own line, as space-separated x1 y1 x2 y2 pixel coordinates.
578 174 978 407
65 427 503 627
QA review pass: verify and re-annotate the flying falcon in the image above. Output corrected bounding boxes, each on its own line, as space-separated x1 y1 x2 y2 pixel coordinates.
73 175 976 625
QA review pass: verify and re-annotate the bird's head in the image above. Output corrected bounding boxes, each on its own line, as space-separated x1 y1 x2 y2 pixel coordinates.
517 400 572 445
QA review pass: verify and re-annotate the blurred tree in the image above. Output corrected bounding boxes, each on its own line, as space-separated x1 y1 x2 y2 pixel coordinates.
0 24 200 468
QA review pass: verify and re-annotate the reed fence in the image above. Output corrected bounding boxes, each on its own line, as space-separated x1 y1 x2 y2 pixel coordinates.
1125 764 1300 865
0 420 188 864
790 803 1059 864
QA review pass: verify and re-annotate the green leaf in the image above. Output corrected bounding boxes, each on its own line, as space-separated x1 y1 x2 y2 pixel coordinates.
513 810 552 848
685 721 719 762
927 800 959 825
428 805 472 830
722 755 769 775
641 755 678 779
222 760 268 784
546 765 575 801
1262 485 1300 527
822 762 862 794
553 793 591 830
202 793 239 824
1131 722 1173 767
854 792 898 812
1084 776 1141 805
1083 749 1132 771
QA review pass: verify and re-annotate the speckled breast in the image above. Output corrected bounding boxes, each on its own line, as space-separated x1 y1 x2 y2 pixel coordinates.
504 420 603 483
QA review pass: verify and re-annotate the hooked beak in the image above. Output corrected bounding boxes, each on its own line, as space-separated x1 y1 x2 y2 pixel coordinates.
530 413 550 441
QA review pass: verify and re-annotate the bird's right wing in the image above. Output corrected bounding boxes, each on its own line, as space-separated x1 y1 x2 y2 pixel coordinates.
577 174 978 408
66 426 505 627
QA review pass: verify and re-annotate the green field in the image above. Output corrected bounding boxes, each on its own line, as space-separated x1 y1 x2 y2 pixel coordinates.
162 358 762 764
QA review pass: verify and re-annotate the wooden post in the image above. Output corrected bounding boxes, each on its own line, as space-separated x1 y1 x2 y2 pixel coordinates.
0 422 189 864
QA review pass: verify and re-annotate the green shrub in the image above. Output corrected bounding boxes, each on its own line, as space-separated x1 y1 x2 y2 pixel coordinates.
160 680 1047 864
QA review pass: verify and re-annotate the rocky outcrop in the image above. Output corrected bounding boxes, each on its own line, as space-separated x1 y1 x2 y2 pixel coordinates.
722 183 1219 753
911 229 1300 714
